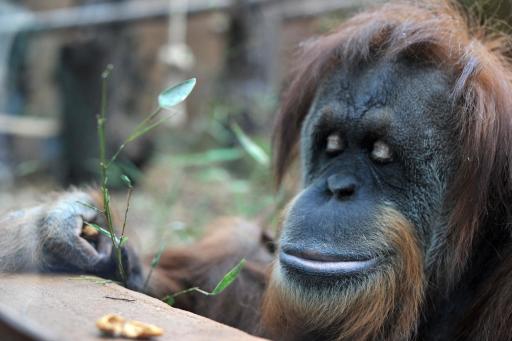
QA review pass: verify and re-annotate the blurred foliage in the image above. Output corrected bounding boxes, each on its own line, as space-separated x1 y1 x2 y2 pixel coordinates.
105 95 281 252
12 0 512 252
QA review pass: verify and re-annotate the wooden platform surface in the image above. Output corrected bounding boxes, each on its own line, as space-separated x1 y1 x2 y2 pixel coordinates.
0 274 265 341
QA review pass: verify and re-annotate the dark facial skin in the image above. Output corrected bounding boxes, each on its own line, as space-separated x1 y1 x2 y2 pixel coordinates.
279 59 459 283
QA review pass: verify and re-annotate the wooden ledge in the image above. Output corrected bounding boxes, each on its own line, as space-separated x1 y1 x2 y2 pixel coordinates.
0 274 266 341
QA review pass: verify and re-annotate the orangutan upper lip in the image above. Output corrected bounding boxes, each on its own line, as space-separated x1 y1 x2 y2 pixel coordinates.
279 249 378 276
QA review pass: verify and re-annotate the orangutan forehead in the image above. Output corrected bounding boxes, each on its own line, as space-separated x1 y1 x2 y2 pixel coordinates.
308 60 449 128
305 105 393 137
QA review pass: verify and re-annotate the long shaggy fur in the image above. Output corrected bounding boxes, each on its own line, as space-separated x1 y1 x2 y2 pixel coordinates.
272 0 512 293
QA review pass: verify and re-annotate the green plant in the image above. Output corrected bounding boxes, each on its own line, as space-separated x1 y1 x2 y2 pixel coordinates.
89 65 196 285
88 67 247 300
163 259 246 306
230 122 270 167
143 236 169 292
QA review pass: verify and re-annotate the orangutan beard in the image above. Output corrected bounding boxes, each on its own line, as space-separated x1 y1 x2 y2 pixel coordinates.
261 206 425 341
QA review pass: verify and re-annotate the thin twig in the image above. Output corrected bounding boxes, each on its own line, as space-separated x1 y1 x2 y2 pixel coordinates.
143 236 169 292
98 65 126 284
107 107 162 167
104 296 136 302
77 201 104 214
121 186 133 237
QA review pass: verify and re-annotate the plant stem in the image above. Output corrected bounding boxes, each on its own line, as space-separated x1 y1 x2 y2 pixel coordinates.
163 259 246 305
98 66 126 284
108 143 126 167
173 287 212 297
143 237 168 292
107 107 162 167
143 268 154 293
121 186 133 237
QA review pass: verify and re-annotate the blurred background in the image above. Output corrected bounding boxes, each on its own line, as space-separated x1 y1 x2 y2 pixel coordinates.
0 0 509 251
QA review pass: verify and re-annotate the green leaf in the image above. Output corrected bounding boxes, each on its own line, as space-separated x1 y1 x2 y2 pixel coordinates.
211 259 246 295
77 201 103 214
150 255 160 268
231 123 270 167
163 295 175 306
173 148 243 166
121 174 132 188
86 222 123 246
158 78 196 109
150 240 167 268
119 236 129 248
86 222 114 240
164 259 245 303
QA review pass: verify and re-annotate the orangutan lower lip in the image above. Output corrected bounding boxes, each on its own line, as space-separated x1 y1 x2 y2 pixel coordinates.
279 250 378 276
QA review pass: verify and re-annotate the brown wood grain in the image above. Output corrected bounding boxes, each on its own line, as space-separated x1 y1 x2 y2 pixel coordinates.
0 274 266 341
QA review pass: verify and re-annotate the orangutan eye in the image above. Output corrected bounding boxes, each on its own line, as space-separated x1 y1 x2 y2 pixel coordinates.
370 140 393 163
326 133 345 155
